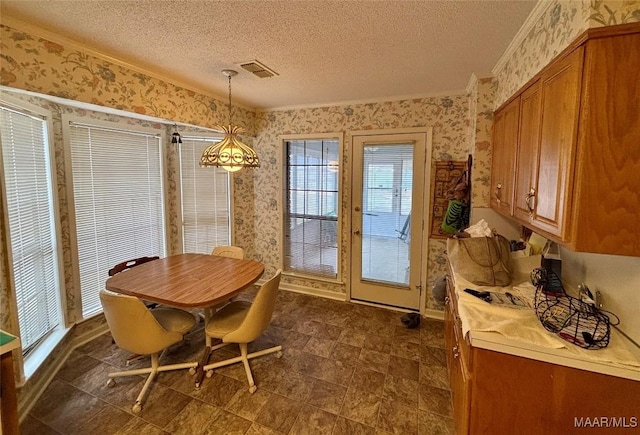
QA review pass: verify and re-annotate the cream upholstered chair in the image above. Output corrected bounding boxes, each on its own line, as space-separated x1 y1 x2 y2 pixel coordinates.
204 245 246 319
202 270 282 393
211 245 245 259
100 290 198 414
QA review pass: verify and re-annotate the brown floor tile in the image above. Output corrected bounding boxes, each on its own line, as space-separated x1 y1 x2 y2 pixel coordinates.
331 342 362 364
383 375 419 407
20 415 61 435
224 386 271 420
203 410 252 434
289 404 338 435
268 368 314 401
420 346 447 367
332 416 376 435
338 328 367 347
390 341 420 361
193 373 244 408
135 383 192 427
255 393 303 433
26 292 454 435
114 418 169 435
417 409 455 435
359 348 391 373
377 399 419 435
71 404 133 435
339 387 381 427
163 400 221 435
350 367 386 396
317 357 355 386
418 385 453 417
303 336 335 357
30 379 108 434
418 364 450 390
394 325 422 344
306 379 347 414
363 334 392 354
55 351 102 382
245 422 282 434
387 355 419 381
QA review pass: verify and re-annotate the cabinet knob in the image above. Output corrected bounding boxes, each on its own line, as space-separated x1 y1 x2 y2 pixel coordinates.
525 188 536 214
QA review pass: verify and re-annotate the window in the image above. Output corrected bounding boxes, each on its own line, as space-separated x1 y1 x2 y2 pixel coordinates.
284 138 339 278
179 136 231 253
66 121 165 318
0 105 63 354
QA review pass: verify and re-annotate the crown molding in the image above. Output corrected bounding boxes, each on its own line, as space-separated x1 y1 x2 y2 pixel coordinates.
465 73 478 94
491 0 554 76
261 88 468 112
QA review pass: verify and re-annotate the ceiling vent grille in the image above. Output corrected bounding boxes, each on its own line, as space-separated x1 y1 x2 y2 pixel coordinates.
238 60 278 78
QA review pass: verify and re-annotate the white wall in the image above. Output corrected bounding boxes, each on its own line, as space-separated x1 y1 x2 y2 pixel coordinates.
560 248 640 344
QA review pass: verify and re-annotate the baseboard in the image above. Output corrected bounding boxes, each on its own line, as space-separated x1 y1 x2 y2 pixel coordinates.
17 320 110 422
422 309 445 321
278 281 347 301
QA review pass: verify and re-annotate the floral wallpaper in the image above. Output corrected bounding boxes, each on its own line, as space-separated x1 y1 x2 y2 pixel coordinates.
0 24 254 133
468 76 497 208
254 95 471 310
495 0 640 107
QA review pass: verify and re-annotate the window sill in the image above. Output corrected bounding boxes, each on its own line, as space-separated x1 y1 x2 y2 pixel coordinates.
282 271 344 286
21 325 70 385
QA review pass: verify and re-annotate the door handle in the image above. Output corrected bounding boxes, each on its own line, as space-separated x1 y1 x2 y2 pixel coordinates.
494 183 502 203
525 188 536 214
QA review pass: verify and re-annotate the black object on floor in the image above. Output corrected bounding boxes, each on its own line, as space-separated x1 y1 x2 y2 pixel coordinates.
401 312 421 329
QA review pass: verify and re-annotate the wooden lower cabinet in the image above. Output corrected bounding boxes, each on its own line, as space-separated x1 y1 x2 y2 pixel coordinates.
445 284 640 434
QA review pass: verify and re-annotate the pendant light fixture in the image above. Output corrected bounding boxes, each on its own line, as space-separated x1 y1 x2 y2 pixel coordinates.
200 69 260 172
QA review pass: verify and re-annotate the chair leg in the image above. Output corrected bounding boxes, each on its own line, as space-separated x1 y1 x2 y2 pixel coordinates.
132 353 160 414
107 352 198 414
239 343 256 393
202 343 283 393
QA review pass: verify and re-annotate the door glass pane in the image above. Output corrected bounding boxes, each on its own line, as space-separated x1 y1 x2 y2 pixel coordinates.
361 144 412 286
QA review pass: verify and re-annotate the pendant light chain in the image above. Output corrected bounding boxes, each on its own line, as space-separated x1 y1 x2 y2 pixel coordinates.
227 75 233 126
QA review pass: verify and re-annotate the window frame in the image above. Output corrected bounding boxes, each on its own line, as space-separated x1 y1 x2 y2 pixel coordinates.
62 115 169 322
0 96 68 382
280 133 343 283
176 132 233 254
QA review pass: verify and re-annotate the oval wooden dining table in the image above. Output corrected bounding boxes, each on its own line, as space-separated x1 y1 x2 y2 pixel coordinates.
105 253 265 387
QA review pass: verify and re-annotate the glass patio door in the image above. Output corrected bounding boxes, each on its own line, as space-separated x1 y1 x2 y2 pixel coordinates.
350 132 427 310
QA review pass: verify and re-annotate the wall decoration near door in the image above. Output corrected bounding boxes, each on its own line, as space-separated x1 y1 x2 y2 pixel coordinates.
430 155 472 238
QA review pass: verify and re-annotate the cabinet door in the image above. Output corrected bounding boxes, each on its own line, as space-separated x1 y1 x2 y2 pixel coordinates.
450 328 470 435
513 82 541 222
490 97 519 215
531 47 584 238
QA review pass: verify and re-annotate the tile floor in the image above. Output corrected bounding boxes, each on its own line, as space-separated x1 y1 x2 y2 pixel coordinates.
20 288 454 434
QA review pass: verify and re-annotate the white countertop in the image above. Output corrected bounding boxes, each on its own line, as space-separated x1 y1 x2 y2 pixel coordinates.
451 255 640 381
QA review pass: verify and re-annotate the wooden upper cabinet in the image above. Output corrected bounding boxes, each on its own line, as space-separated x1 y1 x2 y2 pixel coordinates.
571 31 640 255
513 82 541 222
491 23 640 256
490 97 519 215
530 47 584 238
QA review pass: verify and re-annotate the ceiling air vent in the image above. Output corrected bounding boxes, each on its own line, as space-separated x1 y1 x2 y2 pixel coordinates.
238 60 278 78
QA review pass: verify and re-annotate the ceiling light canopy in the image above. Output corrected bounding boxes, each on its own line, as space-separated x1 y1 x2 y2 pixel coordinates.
200 70 260 172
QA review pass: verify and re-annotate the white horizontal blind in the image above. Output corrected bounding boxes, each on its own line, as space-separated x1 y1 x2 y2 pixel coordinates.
1 106 61 353
68 123 165 318
179 137 230 253
284 139 339 278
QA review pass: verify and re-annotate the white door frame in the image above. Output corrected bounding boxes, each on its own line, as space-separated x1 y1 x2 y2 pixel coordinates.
347 127 433 312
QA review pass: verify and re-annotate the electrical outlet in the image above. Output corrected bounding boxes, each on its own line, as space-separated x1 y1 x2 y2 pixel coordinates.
595 290 603 309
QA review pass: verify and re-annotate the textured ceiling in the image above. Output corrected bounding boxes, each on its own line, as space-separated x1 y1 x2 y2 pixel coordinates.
1 0 537 109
